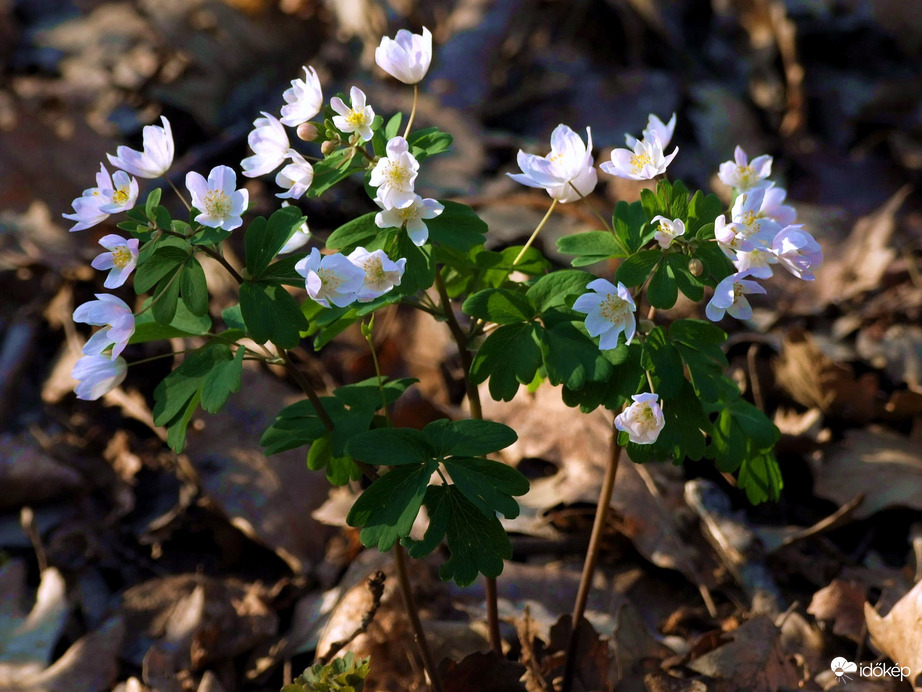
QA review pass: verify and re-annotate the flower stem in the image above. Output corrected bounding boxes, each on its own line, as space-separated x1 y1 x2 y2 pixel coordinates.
394 542 444 692
403 83 419 140
168 178 192 212
561 421 623 692
198 245 244 284
511 198 558 269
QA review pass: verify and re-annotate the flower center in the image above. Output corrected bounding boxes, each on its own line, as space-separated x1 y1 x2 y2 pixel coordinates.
346 110 367 128
361 256 390 290
600 294 628 322
630 152 652 172
738 165 756 186
732 281 744 301
384 161 411 190
317 268 343 293
112 185 130 206
204 190 232 218
112 247 133 268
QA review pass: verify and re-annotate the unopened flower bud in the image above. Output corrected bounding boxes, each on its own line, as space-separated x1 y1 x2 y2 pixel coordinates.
320 140 337 156
297 123 319 142
688 258 704 276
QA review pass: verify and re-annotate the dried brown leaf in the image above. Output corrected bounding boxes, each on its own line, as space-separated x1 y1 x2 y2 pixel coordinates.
439 650 526 692
864 578 922 690
808 578 867 642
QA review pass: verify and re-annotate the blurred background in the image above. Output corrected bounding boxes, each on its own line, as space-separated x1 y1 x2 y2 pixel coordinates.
2 0 922 690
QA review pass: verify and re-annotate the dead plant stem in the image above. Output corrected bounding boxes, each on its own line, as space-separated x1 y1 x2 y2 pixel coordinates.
394 543 444 692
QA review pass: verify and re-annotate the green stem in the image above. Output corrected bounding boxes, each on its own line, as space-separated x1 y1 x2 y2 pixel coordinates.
168 178 192 212
362 318 391 420
511 198 558 269
403 84 419 140
199 245 244 284
562 423 623 692
567 181 611 233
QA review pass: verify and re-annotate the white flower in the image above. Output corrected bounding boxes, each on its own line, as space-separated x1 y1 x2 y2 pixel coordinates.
615 393 665 445
280 66 323 127
772 225 822 280
347 247 407 302
732 248 775 279
375 27 433 84
91 234 140 288
507 124 597 203
601 134 678 181
275 151 314 200
295 247 365 308
626 112 676 149
369 136 419 209
572 278 637 349
106 116 174 179
185 165 248 231
62 164 139 232
278 206 311 254
759 184 797 226
73 294 135 358
72 355 128 401
374 194 443 246
717 145 772 191
705 271 766 322
717 187 782 257
330 86 375 142
241 112 292 178
651 215 685 249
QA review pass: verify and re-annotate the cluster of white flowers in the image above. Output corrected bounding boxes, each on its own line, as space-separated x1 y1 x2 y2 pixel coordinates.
295 246 407 308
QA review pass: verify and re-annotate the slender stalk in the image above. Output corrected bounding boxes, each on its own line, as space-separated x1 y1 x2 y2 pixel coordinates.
394 543 443 692
281 349 336 431
403 84 419 140
511 198 558 268
199 245 244 284
562 423 623 692
168 178 192 212
567 181 611 233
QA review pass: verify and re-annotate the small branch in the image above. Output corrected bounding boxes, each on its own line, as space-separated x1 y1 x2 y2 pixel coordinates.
281 350 336 431
394 544 443 692
562 422 622 692
318 570 387 665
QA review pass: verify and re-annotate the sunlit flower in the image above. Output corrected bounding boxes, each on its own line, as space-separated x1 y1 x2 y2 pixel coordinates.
369 136 419 209
759 184 797 226
615 393 665 444
718 145 772 191
732 248 775 279
651 215 685 249
279 66 323 127
601 133 677 181
241 112 292 178
72 354 127 401
347 247 407 302
73 294 135 358
374 194 443 246
705 271 766 322
626 112 676 149
185 165 248 231
507 124 597 203
91 234 140 288
62 164 139 232
295 247 365 308
573 278 637 349
107 116 174 179
330 86 375 142
275 151 314 200
772 225 822 280
717 187 782 256
375 27 433 84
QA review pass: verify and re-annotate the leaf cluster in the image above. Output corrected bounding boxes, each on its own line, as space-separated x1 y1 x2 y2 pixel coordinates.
282 652 370 692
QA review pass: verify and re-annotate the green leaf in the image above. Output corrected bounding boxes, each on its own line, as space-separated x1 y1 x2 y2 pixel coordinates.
687 190 724 237
738 451 783 503
613 200 649 254
408 127 453 160
151 270 182 325
308 147 357 199
326 211 380 252
261 253 309 286
709 397 779 473
406 484 510 586
442 456 528 519
239 281 308 348
307 434 361 486
666 253 706 302
221 304 246 332
423 419 518 458
346 427 435 466
191 226 232 246
462 288 535 324
200 345 244 413
540 319 613 391
615 249 661 287
647 259 678 309
557 230 627 266
641 326 684 398
245 207 305 278
131 299 211 344
144 188 162 220
526 270 595 313
396 230 434 293
694 238 735 284
470 323 542 401
347 461 436 551
165 390 200 453
134 246 189 294
179 257 209 316
426 201 488 251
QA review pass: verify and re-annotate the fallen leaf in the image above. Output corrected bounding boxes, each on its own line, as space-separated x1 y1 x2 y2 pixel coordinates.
687 616 801 691
439 650 526 692
864 578 922 690
808 578 867 643
814 428 922 518
548 616 611 692
0 433 85 511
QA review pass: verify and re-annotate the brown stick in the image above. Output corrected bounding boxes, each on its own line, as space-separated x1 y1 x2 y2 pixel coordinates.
394 543 443 692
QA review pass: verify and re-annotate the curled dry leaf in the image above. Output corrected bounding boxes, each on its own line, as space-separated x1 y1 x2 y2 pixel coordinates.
864 578 922 691
808 578 867 643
